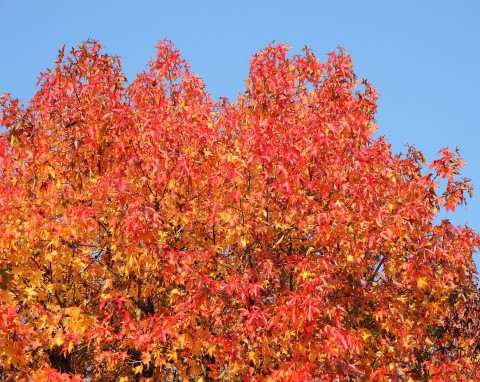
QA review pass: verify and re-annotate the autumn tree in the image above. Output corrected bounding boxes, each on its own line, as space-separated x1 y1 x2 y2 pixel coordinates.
0 40 479 381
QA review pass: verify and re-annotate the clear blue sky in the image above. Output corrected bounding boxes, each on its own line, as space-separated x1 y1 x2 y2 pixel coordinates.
1 0 479 253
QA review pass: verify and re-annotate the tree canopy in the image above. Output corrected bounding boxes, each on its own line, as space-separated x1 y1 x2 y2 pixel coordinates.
0 40 479 381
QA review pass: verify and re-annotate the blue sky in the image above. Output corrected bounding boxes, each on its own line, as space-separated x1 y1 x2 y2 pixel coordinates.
1 0 479 252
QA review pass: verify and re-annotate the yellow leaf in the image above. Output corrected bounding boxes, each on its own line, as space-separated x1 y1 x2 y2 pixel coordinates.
141 352 151 365
25 287 37 297
362 331 371 341
417 277 428 289
207 346 214 357
230 361 240 373
167 351 178 362
248 351 259 365
103 278 113 291
176 334 186 348
301 270 315 280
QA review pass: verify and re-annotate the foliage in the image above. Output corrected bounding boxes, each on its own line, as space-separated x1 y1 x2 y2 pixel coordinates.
0 40 479 381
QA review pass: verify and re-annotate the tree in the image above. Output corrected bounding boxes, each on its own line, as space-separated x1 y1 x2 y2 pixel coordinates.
0 40 479 381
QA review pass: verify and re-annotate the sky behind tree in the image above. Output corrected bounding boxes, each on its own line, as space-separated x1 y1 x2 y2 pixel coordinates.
1 0 479 260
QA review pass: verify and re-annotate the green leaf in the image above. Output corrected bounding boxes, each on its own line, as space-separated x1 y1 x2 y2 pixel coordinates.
0 268 13 289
